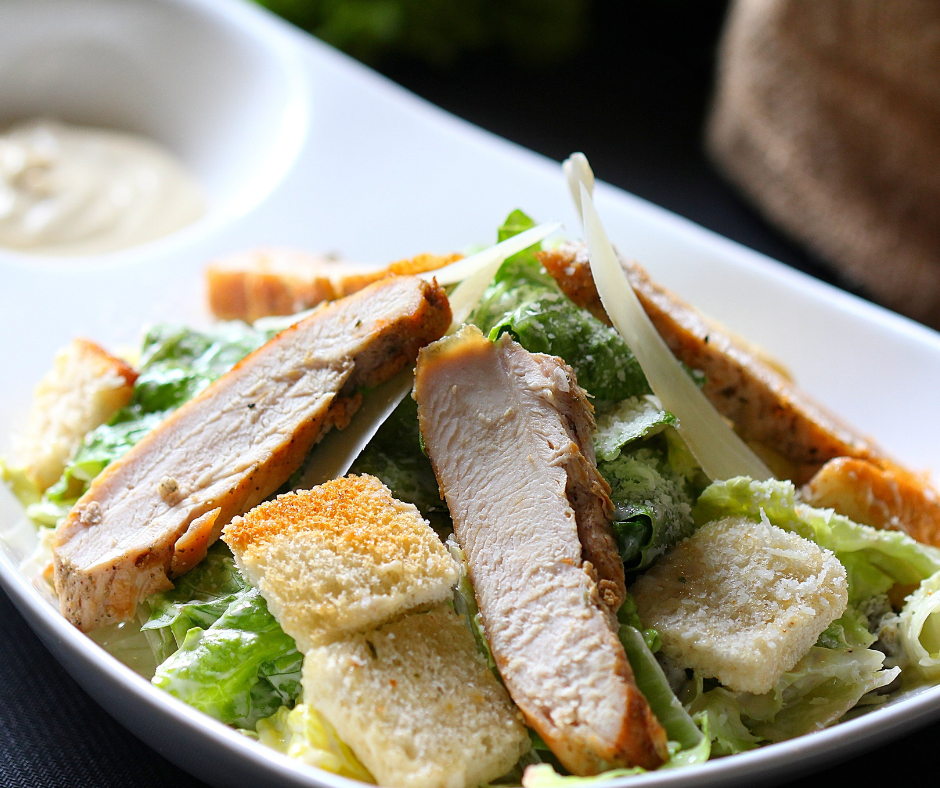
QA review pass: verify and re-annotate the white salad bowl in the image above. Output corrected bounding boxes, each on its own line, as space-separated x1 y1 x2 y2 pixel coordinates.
2 0 940 786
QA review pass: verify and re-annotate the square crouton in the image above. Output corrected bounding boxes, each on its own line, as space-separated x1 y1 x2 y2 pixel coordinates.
222 475 458 650
11 338 137 492
303 604 530 788
631 515 847 694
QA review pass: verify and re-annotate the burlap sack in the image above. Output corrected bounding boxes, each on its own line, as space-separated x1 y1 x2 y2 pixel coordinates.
708 0 940 329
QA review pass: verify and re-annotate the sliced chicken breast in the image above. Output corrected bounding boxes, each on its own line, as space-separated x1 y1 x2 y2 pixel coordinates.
804 457 940 548
414 326 667 774
53 276 450 632
206 248 460 323
539 243 882 481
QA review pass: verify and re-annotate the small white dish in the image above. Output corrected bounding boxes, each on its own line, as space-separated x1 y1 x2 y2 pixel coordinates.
2 0 940 786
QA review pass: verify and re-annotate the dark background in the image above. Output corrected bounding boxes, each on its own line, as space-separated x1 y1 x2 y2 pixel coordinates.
0 1 926 786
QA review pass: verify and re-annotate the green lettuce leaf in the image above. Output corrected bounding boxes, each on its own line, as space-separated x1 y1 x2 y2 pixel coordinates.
141 541 250 663
255 704 374 781
349 395 451 532
600 440 696 571
687 643 899 751
447 537 498 672
734 646 898 742
521 763 645 786
687 684 760 757
0 459 40 507
470 211 650 401
152 587 302 729
817 605 878 651
619 625 703 752
593 396 677 462
899 569 940 678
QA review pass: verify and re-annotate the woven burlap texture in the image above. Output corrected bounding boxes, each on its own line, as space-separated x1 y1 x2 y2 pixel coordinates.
708 0 940 329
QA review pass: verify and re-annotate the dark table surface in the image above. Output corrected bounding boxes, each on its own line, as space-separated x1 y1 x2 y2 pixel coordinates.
1 1 934 786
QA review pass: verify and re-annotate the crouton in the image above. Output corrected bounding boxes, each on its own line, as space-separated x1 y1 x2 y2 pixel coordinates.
222 475 458 650
10 338 137 492
206 248 460 323
631 516 847 694
302 605 530 788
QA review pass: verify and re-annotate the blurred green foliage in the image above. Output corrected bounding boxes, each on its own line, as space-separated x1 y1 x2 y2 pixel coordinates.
256 0 591 67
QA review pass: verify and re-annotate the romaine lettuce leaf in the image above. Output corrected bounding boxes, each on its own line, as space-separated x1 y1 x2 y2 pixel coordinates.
471 211 650 402
0 459 40 507
141 541 249 663
255 704 374 781
686 684 759 756
349 395 451 532
152 587 302 729
619 624 703 752
899 569 940 678
521 763 644 787
593 396 677 462
447 537 498 672
817 605 878 651
687 645 898 750
735 646 899 742
600 440 696 571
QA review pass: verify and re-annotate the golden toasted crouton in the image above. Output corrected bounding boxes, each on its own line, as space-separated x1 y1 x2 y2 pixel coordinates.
222 475 458 650
11 338 137 492
206 248 460 323
631 516 847 694
303 605 530 788
804 457 940 548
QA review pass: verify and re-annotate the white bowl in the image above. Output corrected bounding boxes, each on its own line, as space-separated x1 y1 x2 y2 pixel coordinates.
2 0 940 786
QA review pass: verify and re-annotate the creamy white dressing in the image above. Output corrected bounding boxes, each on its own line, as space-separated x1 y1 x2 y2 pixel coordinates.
0 120 204 255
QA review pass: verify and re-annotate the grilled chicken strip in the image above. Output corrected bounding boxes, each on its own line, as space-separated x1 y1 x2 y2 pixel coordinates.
804 457 940 548
52 276 450 632
539 243 883 482
415 326 667 774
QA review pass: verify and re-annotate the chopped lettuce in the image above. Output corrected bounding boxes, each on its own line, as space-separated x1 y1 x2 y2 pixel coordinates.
471 211 650 402
521 763 644 787
256 704 374 782
599 437 697 572
0 459 40 507
687 685 759 757
619 624 703 752
817 604 878 651
688 646 898 749
152 587 302 729
349 395 451 532
593 396 677 462
899 569 940 678
738 647 898 742
141 541 250 663
447 537 498 672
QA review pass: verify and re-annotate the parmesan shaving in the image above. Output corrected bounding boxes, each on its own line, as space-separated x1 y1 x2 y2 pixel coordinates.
419 221 560 285
573 167 772 481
